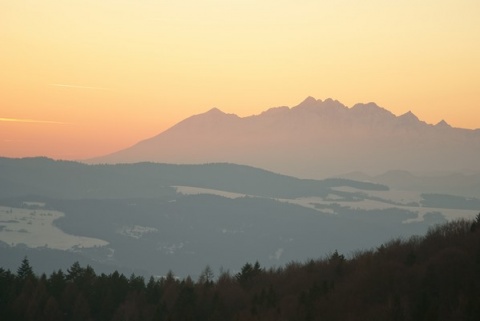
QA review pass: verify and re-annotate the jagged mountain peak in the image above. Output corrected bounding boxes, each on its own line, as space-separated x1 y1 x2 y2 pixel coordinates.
398 110 420 123
292 96 348 114
291 96 320 111
158 106 240 137
350 102 395 119
321 98 349 111
257 97 348 120
205 107 225 115
352 101 381 110
323 97 343 105
298 96 319 106
189 107 240 121
400 110 417 118
436 119 452 128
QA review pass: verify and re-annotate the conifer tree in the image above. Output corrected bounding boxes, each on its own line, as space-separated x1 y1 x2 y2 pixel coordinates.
16 256 34 280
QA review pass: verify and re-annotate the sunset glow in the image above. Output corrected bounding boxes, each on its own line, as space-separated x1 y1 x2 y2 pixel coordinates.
1 0 479 160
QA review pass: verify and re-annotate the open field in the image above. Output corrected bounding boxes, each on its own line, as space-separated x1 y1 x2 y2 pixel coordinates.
0 205 108 250
175 185 478 222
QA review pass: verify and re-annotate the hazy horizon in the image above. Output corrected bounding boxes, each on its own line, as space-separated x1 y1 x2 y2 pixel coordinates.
2 96 480 162
1 1 480 160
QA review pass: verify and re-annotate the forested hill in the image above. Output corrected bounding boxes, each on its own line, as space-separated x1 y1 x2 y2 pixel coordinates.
0 157 386 199
2 218 480 321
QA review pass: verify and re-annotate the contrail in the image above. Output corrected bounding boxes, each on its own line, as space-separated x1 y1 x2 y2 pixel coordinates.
49 83 114 91
0 117 69 125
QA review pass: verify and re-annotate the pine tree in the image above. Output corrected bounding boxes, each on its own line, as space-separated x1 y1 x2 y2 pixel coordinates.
16 256 34 280
66 261 82 282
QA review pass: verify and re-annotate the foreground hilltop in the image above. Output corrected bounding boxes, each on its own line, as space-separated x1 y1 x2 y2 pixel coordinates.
88 97 480 178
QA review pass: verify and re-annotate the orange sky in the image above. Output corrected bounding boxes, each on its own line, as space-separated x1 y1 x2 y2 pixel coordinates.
1 0 480 160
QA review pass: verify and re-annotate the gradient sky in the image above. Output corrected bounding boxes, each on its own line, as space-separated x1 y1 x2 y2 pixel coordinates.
1 0 480 160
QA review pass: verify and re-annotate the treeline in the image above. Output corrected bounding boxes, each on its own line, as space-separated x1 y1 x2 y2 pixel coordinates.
1 217 480 321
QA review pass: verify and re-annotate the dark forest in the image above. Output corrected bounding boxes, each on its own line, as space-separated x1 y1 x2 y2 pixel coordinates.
2 217 480 321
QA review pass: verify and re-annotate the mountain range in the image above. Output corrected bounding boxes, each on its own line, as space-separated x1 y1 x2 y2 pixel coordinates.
89 97 480 178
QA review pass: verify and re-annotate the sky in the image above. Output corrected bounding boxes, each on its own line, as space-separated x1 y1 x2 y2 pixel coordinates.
1 0 480 160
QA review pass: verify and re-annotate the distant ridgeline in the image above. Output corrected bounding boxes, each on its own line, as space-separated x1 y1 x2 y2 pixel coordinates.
1 218 480 321
0 157 387 199
88 97 480 178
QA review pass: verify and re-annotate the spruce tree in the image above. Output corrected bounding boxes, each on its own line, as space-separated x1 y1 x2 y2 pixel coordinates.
16 257 34 280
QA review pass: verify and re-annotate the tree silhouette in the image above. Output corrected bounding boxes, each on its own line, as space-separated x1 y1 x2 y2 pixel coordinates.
235 261 262 288
1 218 480 320
16 256 34 281
198 265 215 285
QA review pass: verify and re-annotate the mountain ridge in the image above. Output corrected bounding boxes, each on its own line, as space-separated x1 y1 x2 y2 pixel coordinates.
0 156 388 200
88 97 480 178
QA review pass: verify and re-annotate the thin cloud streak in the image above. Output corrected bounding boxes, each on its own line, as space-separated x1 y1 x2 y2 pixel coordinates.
0 117 70 125
2 139 36 143
49 83 114 91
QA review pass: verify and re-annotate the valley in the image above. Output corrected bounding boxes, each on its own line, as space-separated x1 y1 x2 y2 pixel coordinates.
1 157 478 277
